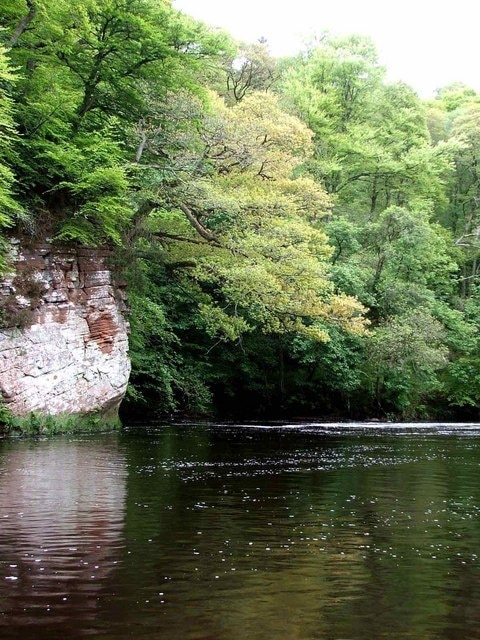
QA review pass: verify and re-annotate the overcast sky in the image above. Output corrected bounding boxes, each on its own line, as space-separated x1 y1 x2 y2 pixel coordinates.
173 0 480 98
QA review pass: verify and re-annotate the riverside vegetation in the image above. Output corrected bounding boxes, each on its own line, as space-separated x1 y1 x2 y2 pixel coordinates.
2 1 480 420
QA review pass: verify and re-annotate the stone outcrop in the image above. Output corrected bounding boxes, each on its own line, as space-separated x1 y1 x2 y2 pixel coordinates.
0 241 131 421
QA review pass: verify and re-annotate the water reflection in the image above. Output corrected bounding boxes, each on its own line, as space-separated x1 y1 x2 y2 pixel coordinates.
2 424 480 639
0 436 126 639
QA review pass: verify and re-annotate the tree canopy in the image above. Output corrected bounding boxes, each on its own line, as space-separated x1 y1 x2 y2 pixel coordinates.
2 6 480 419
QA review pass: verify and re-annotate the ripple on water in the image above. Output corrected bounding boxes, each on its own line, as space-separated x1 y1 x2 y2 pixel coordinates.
2 424 480 639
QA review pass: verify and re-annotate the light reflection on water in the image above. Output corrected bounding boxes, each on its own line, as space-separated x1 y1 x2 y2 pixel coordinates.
1 423 480 639
0 437 126 638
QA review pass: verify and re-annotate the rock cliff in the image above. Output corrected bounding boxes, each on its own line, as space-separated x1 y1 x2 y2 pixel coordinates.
0 241 130 422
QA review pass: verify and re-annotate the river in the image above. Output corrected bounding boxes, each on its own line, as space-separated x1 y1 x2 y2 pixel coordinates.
1 422 480 639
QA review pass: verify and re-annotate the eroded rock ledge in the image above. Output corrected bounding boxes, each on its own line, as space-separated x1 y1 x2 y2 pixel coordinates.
0 241 131 422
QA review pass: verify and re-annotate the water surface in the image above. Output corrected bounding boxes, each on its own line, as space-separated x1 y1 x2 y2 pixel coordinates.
1 422 480 639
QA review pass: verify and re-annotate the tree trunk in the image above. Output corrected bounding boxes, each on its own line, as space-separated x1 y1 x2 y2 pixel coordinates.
8 0 36 48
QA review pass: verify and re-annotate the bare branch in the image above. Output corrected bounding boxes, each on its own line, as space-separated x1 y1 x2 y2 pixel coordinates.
459 274 480 281
455 232 480 247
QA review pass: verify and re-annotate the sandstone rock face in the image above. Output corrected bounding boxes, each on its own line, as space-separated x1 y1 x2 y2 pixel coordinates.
0 242 131 418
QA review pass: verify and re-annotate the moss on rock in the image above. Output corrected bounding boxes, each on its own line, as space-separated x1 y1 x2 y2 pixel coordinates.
0 406 122 437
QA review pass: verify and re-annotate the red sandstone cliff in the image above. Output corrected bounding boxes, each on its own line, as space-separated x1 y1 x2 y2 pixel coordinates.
0 241 131 420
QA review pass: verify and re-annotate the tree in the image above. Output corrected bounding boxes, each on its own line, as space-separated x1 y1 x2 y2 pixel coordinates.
4 2 480 419
363 310 448 417
222 40 276 104
132 89 366 342
0 44 22 267
280 45 450 216
435 83 477 113
2 0 229 244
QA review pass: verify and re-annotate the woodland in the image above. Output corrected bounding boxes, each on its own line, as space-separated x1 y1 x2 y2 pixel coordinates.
2 0 480 420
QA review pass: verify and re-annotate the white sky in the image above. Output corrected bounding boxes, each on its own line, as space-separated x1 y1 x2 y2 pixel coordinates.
173 0 480 98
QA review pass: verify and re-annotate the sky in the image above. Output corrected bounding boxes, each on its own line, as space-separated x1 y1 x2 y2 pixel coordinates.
173 0 480 98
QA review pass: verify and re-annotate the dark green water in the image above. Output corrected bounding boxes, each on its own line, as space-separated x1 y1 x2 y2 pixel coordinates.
2 423 480 639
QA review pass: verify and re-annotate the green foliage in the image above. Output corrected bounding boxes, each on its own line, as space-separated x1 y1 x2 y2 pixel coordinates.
279 38 451 217
2 0 230 244
3 2 480 421
219 40 277 104
0 44 21 234
125 256 214 416
132 88 366 345
286 327 365 411
436 83 478 112
437 290 480 409
0 408 121 437
0 399 14 428
363 311 448 417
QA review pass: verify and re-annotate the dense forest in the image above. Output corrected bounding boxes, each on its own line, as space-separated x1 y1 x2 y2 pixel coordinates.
2 0 480 420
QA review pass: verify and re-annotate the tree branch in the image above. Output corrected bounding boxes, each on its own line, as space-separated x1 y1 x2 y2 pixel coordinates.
8 0 37 48
178 203 221 245
135 120 148 163
455 232 480 247
153 231 213 246
166 260 197 269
